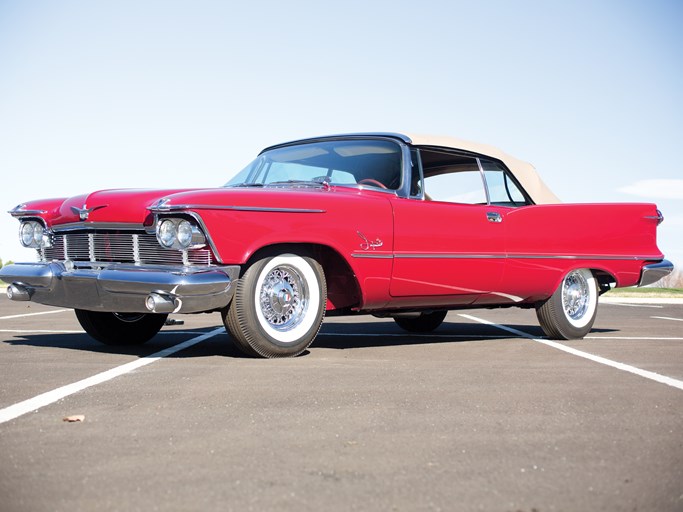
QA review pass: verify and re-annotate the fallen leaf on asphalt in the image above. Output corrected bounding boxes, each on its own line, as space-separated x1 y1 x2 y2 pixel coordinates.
62 415 85 422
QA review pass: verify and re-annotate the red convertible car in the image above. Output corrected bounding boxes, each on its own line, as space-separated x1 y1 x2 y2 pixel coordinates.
0 133 673 357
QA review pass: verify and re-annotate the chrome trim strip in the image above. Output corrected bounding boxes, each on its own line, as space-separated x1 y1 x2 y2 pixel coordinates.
51 222 147 233
509 254 661 261
351 253 394 259
259 132 412 154
9 204 47 217
149 204 326 214
395 254 506 259
476 158 491 205
393 253 662 261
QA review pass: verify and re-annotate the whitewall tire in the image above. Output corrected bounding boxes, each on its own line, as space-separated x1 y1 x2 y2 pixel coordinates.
224 253 326 358
536 268 598 340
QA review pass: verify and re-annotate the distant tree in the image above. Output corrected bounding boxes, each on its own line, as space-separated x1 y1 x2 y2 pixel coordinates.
657 267 683 289
0 258 3 268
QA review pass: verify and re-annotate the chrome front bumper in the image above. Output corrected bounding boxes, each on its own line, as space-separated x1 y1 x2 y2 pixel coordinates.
0 261 240 314
638 259 674 287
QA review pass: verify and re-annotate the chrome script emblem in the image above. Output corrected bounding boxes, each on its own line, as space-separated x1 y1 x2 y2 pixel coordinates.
357 231 383 251
71 204 107 221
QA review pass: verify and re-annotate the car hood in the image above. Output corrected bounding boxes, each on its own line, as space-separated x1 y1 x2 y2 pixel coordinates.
15 189 197 226
15 186 375 227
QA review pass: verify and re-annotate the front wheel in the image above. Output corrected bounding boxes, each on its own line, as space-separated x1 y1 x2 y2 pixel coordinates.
223 253 327 358
536 268 598 339
75 310 168 345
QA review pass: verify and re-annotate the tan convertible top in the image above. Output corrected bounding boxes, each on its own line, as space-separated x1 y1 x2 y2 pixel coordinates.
404 133 562 204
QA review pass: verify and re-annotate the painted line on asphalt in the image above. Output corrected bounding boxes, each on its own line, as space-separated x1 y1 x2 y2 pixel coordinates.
585 336 683 340
318 332 518 339
0 329 83 334
0 309 70 320
603 303 663 309
0 329 213 335
459 314 683 391
651 316 683 322
0 327 225 425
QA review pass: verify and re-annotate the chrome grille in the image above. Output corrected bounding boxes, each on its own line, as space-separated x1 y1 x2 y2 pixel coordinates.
44 232 215 266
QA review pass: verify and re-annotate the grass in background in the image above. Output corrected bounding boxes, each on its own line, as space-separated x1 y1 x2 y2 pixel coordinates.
605 287 683 298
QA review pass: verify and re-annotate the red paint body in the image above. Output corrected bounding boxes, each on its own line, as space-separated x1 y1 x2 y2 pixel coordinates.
17 185 665 314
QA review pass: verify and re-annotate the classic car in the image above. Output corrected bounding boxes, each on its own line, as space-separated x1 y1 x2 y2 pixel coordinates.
0 132 674 357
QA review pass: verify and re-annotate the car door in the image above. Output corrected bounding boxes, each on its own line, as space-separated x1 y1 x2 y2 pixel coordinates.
389 158 507 305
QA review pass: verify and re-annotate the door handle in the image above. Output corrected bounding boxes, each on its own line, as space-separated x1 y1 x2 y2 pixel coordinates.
486 212 502 223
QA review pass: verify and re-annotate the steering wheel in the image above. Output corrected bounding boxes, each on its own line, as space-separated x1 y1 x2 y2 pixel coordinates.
358 178 388 189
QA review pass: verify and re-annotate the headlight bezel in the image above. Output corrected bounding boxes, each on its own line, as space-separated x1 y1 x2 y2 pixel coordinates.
155 217 206 251
18 220 51 249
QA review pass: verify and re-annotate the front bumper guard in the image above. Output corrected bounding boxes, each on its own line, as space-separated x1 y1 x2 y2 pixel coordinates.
0 261 240 314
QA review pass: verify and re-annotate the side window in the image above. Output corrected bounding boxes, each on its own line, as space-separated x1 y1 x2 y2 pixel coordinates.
480 159 529 206
423 170 487 204
417 148 487 204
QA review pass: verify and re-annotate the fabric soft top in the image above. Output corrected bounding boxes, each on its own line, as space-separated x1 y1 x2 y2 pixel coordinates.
404 133 561 204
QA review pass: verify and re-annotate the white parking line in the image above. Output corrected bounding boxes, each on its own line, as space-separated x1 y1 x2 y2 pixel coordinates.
651 316 683 322
0 329 212 335
603 303 663 308
0 327 225 424
0 329 83 334
0 309 69 320
585 336 683 340
318 332 513 339
459 314 683 391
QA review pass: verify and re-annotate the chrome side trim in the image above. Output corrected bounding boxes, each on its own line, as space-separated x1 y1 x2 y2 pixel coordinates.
149 204 326 214
351 253 394 259
392 253 663 261
509 254 662 261
395 254 505 259
638 259 674 287
644 210 664 225
9 204 47 217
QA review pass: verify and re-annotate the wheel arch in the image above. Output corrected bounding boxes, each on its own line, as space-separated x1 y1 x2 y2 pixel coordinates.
543 266 617 298
592 268 617 294
241 242 362 312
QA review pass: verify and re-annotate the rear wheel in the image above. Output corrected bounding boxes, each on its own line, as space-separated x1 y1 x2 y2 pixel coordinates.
536 268 598 339
224 253 326 358
394 311 448 333
75 310 168 345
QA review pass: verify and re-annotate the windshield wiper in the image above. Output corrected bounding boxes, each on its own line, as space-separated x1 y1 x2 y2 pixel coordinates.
225 183 265 188
267 177 331 188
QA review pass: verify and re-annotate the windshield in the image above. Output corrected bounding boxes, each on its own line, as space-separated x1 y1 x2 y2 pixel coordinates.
225 139 403 190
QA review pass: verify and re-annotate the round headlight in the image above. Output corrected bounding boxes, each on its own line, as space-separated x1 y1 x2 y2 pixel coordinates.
176 220 193 248
20 222 35 247
32 223 44 245
158 219 177 248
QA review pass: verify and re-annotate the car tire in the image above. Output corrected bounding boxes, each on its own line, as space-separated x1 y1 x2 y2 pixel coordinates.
394 311 447 333
224 253 327 358
536 268 598 339
75 310 168 345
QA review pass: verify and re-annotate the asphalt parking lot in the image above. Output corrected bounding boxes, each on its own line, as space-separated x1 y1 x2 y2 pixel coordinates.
1 294 682 512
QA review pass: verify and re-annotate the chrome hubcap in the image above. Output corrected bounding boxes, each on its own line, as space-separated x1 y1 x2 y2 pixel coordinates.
562 271 589 320
259 265 308 331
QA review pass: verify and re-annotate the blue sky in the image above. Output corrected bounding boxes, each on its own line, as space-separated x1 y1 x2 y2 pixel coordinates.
0 0 681 268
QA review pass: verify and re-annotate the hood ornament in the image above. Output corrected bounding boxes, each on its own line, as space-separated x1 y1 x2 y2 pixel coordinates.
71 204 108 221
